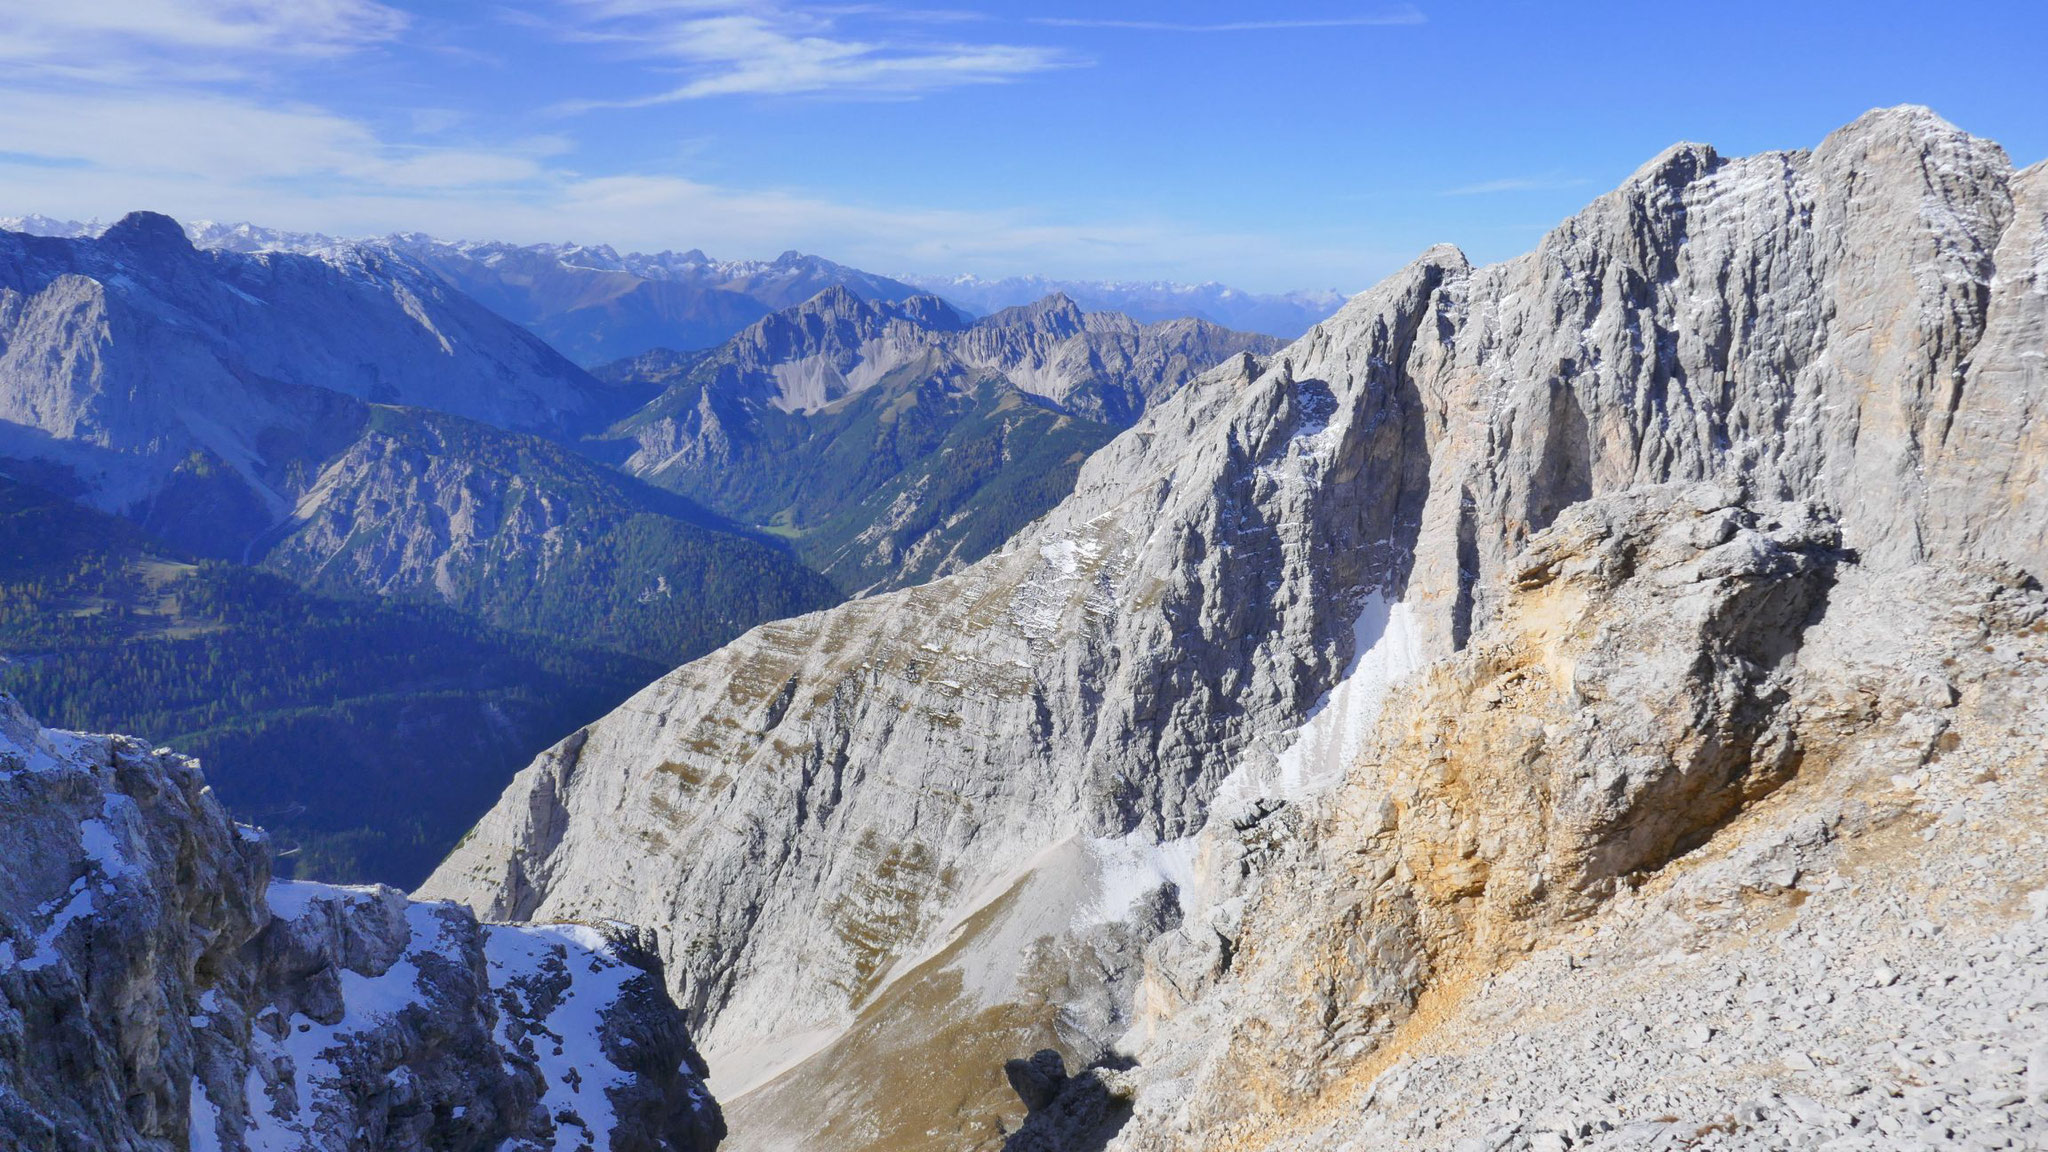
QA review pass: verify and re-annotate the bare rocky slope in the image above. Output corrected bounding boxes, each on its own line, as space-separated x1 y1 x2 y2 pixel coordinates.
421 107 2047 1151
0 692 725 1151
252 404 839 664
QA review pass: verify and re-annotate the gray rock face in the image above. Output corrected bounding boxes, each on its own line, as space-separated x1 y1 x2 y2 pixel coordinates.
0 694 723 1152
0 212 620 552
421 107 2048 1151
1110 494 2048 1151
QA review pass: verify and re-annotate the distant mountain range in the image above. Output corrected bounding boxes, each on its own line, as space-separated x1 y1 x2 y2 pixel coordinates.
593 286 1280 591
898 272 1345 338
0 212 840 881
1 215 1345 360
0 209 1274 884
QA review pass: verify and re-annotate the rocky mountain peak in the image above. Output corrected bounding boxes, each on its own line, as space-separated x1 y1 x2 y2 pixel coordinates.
0 694 726 1151
896 292 969 331
1832 101 1971 145
976 291 1087 335
792 282 867 315
98 209 198 257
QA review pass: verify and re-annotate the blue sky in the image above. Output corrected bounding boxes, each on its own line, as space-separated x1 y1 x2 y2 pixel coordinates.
0 1 2041 293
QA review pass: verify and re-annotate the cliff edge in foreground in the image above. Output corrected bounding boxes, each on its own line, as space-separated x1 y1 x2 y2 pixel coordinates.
0 694 725 1152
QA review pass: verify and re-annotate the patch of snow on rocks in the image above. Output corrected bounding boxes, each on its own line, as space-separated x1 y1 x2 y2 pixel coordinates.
483 921 641 1151
1213 592 1423 820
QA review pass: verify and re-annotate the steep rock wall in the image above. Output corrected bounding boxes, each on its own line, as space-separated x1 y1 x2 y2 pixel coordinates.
421 107 2048 1150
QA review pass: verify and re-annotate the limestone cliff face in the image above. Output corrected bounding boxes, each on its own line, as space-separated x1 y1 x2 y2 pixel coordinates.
0 695 724 1152
1116 487 1844 1137
1112 491 2048 1151
421 107 2048 1150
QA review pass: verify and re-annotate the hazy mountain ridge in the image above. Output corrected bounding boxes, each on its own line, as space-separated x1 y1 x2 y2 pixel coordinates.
420 107 2048 1152
0 213 845 883
0 210 836 648
261 404 839 663
0 212 624 551
903 271 1346 338
0 214 1340 356
595 285 1281 590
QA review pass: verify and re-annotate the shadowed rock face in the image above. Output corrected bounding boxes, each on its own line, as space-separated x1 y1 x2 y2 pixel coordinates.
0 695 724 1152
421 107 2048 1151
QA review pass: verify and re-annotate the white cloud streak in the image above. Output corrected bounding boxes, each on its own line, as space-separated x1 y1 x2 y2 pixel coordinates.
0 91 549 189
1029 6 1424 32
556 1 1078 103
0 0 1377 290
0 0 407 82
0 95 1383 289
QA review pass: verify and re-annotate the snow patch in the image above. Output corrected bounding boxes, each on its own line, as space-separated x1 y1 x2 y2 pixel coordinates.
1082 832 1201 927
189 1078 226 1152
264 879 384 922
484 922 641 1150
0 702 95 777
1213 592 1424 818
19 881 96 971
79 796 141 880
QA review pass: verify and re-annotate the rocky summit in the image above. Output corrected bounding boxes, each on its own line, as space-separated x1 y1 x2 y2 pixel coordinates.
0 693 726 1152
420 106 2048 1151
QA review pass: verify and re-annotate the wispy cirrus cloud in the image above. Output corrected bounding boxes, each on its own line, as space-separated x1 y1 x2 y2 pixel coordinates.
0 0 408 83
0 0 562 194
1440 175 1592 196
554 1 1079 104
1029 6 1424 32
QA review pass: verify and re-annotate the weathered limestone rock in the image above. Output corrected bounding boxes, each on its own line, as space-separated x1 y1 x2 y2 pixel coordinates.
422 107 2048 1151
0 695 723 1152
1112 504 2048 1150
